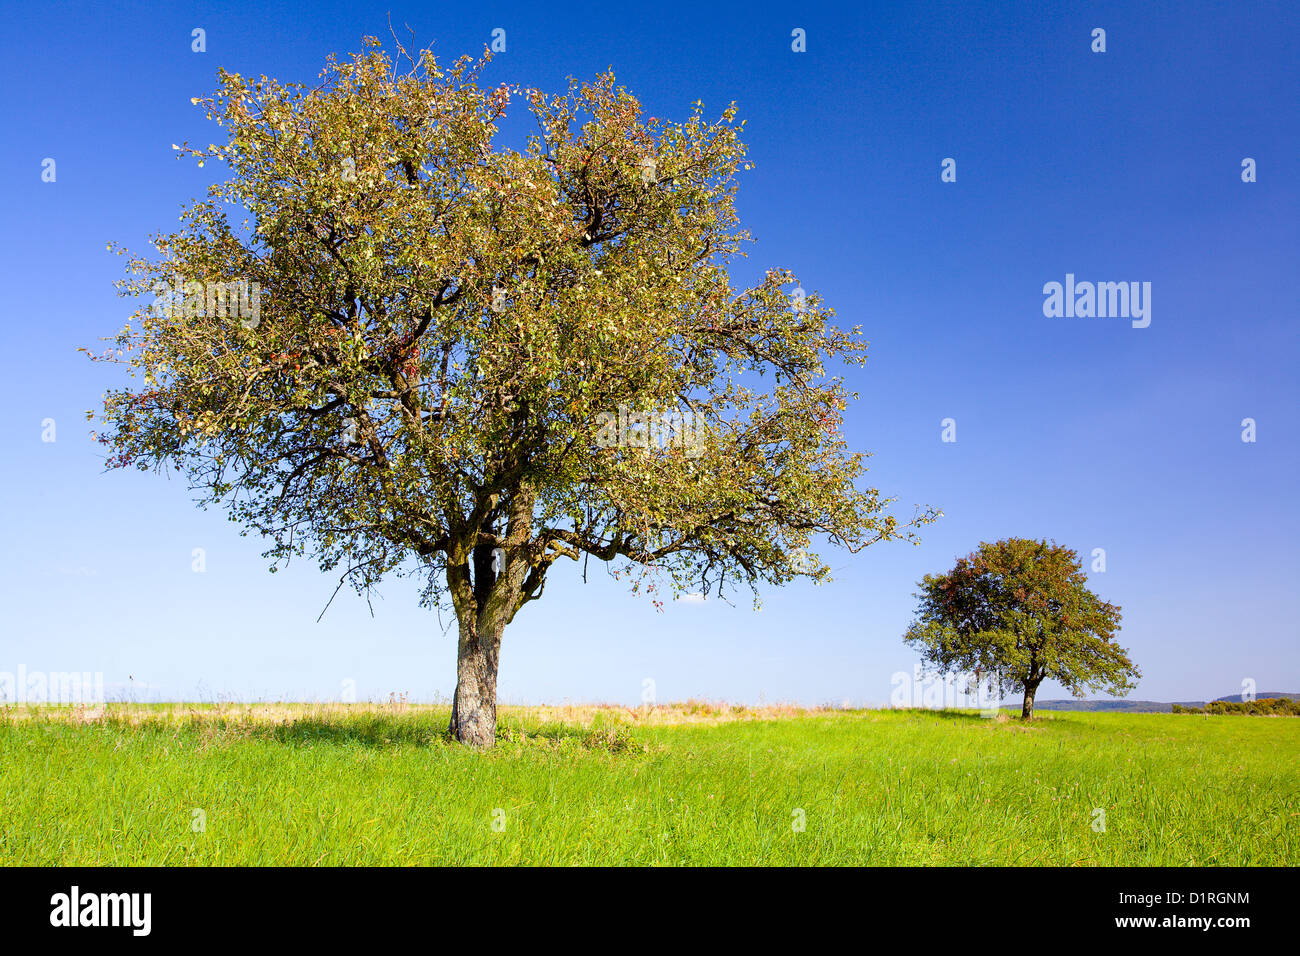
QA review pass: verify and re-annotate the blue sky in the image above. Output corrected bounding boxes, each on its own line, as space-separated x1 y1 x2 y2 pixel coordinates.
1 0 1296 706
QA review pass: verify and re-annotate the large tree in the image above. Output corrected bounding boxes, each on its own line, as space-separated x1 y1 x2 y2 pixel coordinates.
88 39 935 746
903 538 1138 719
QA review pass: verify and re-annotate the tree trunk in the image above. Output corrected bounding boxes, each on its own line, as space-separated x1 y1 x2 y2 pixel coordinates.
448 533 509 747
445 488 537 748
448 614 503 747
1021 679 1041 720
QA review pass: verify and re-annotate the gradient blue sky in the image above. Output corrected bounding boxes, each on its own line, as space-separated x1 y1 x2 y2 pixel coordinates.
1 0 1296 706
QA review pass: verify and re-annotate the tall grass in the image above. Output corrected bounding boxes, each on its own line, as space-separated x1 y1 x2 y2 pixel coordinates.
1 703 1294 865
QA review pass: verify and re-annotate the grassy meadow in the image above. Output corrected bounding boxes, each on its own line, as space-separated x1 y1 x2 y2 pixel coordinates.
1 702 1295 866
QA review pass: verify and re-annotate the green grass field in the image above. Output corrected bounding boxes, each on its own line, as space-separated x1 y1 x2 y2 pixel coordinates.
1 703 1295 865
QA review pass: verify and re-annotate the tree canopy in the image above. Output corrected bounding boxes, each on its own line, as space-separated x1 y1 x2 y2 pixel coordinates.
88 38 935 744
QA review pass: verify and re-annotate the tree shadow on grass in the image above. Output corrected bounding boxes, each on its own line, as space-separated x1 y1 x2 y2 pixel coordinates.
496 720 647 754
257 716 611 750
159 713 644 754
262 716 449 749
896 708 1002 722
894 708 1064 728
262 717 644 753
94 710 648 754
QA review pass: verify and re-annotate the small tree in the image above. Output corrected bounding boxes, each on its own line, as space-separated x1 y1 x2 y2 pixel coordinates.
87 39 936 746
903 538 1138 719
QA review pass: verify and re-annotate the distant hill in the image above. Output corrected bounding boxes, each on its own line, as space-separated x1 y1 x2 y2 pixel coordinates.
1027 692 1298 713
1029 699 1195 713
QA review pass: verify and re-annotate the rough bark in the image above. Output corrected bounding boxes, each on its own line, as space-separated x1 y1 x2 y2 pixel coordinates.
448 537 503 746
446 488 537 747
1021 679 1042 720
448 611 504 747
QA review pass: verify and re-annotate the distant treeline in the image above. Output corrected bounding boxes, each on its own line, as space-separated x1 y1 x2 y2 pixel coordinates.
1172 697 1300 716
